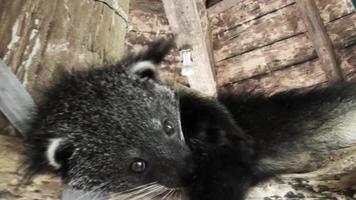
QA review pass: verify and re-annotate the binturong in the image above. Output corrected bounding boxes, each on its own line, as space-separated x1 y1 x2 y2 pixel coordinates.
24 40 194 199
179 83 356 200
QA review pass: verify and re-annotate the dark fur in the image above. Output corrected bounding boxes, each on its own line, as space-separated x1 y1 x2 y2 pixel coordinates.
24 39 356 200
24 40 194 193
180 83 356 200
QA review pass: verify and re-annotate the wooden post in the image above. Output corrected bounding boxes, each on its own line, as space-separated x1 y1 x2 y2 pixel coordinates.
296 0 345 82
162 0 217 96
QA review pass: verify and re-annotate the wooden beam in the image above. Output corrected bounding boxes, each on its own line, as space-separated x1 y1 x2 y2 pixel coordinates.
296 0 345 82
162 0 217 96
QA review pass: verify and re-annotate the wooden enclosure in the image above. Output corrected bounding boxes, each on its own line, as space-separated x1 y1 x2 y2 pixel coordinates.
127 0 356 96
0 0 355 199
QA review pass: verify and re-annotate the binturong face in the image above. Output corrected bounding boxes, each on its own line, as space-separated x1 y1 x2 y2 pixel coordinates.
25 40 194 199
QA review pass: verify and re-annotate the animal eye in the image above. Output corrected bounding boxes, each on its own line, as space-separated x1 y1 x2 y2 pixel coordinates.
163 120 175 136
130 160 147 173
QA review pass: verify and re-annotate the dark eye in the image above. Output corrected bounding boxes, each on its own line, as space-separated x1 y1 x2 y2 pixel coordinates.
163 120 175 136
130 160 147 173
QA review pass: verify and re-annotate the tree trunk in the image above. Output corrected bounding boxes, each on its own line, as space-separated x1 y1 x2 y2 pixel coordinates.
0 0 129 199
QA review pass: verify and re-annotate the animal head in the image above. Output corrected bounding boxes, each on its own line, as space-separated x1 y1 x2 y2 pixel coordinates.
25 40 194 196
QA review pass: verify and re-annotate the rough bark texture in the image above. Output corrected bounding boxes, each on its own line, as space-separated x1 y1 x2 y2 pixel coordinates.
0 0 129 199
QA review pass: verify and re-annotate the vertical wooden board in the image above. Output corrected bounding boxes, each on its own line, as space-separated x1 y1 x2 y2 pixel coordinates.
163 0 217 96
213 4 305 62
216 34 316 85
208 0 295 34
297 0 344 82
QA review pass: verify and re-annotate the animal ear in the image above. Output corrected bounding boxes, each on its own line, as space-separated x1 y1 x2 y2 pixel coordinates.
179 91 254 149
128 39 175 80
130 61 157 80
46 138 73 170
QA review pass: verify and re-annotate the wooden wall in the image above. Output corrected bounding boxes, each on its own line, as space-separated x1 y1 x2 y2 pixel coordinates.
209 0 356 95
129 0 355 96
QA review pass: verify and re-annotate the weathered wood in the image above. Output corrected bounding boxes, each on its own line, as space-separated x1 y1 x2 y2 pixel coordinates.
327 13 356 49
162 0 217 96
213 4 305 62
209 0 353 35
209 0 295 35
0 134 61 200
207 0 240 15
340 45 356 80
0 59 35 135
223 59 327 95
126 0 189 86
217 34 316 85
211 0 355 63
297 0 344 82
0 0 129 102
316 0 355 23
0 0 129 199
217 12 356 86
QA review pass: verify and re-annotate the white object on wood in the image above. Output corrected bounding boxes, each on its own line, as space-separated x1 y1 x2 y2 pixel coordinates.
162 0 217 96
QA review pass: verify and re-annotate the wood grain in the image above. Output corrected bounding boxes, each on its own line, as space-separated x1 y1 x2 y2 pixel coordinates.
297 0 344 82
162 0 217 96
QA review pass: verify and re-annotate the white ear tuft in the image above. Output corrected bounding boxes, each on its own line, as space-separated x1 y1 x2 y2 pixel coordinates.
46 138 64 169
130 61 157 79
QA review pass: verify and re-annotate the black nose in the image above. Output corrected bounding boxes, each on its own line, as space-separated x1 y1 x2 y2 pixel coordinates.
180 156 197 185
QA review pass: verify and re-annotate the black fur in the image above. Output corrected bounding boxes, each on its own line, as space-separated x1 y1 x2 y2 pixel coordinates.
24 40 194 193
180 83 356 200
23 38 356 200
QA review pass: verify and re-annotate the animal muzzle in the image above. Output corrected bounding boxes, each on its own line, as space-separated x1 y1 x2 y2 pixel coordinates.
61 187 110 200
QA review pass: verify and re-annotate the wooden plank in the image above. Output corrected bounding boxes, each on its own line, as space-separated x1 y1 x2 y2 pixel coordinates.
340 44 356 80
208 0 240 15
223 59 327 96
209 0 353 35
216 34 316 85
211 0 354 62
162 0 217 96
0 59 36 135
315 0 355 23
297 0 344 82
216 12 356 86
209 0 295 35
326 13 356 49
213 4 305 62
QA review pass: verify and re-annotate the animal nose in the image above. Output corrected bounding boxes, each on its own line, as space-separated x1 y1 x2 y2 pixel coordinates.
180 156 197 185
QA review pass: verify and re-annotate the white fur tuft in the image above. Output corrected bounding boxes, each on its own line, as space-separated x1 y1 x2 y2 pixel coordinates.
130 61 155 75
46 138 63 169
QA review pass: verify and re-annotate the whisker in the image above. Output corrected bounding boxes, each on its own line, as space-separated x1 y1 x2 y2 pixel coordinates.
73 181 110 200
130 185 164 200
161 189 173 200
112 183 161 200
